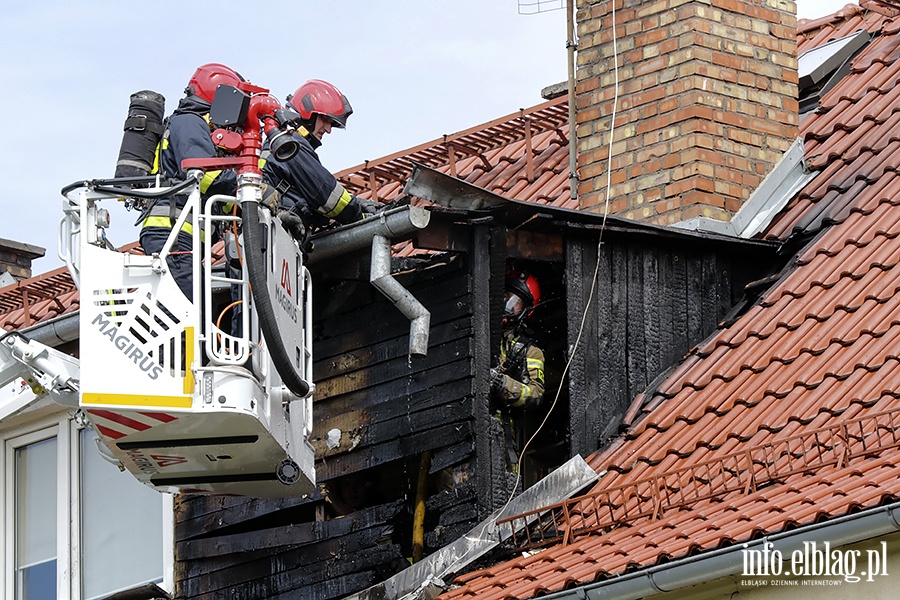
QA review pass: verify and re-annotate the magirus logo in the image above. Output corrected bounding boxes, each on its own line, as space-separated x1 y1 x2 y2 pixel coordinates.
91 313 164 380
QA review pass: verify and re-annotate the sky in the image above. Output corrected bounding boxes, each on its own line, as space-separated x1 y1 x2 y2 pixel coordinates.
0 0 855 273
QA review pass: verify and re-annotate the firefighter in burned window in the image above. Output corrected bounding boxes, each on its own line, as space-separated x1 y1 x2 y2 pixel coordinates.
490 269 545 472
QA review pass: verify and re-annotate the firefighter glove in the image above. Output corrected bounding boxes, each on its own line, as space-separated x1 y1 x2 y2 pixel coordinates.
278 211 308 242
358 198 383 217
489 367 505 396
261 184 281 213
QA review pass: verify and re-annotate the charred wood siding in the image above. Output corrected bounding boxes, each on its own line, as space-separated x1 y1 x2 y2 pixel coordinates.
311 257 475 478
174 256 481 600
566 234 765 458
176 500 406 599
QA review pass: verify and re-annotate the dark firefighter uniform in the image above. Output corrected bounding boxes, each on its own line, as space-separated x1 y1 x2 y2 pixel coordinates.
262 131 368 233
140 95 237 301
491 327 545 470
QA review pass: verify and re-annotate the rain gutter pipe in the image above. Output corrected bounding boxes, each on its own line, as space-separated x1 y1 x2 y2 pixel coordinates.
566 0 577 201
539 500 900 600
21 313 80 347
307 206 432 356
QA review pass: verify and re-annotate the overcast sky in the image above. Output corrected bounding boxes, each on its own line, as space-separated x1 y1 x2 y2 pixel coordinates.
0 0 854 273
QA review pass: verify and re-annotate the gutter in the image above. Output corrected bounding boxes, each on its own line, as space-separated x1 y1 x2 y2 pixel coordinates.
20 312 79 347
307 205 431 263
539 501 900 600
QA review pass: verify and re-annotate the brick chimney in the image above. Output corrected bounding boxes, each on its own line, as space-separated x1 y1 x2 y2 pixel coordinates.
575 0 800 224
0 238 45 283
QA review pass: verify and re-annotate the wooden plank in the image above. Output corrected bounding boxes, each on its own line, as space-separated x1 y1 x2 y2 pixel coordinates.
182 532 393 598
314 360 472 428
642 245 662 389
506 229 564 260
626 243 648 401
428 439 475 474
471 224 500 517
426 481 477 511
313 265 471 344
178 502 404 592
273 572 378 600
313 319 473 381
314 282 472 354
685 252 705 349
313 337 473 399
178 499 404 560
176 494 320 541
657 249 677 373
316 420 475 480
716 252 735 321
566 238 593 456
313 397 474 459
599 241 629 445
671 247 690 359
700 251 719 336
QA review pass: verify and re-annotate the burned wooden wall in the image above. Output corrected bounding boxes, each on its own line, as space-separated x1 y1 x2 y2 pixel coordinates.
565 230 775 458
174 250 487 599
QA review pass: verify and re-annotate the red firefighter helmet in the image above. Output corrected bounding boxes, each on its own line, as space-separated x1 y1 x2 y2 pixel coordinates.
504 270 541 322
186 63 245 104
288 79 353 128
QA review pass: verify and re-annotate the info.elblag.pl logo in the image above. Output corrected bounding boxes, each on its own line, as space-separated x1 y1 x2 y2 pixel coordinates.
741 541 888 586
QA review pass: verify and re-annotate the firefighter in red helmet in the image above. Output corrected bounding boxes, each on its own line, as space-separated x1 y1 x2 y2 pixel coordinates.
262 79 381 242
490 269 546 472
139 63 246 300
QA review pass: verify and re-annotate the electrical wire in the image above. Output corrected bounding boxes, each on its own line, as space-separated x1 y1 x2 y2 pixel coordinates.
499 0 620 513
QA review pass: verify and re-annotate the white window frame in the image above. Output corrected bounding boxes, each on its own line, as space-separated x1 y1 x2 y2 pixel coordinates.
0 408 174 600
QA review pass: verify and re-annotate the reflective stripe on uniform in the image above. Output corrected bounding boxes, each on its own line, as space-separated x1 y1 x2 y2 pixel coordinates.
526 357 545 383
141 216 204 241
321 182 352 218
515 384 531 408
151 136 169 175
199 169 221 194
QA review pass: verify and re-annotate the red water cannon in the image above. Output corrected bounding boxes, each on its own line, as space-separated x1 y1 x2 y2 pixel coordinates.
181 82 300 175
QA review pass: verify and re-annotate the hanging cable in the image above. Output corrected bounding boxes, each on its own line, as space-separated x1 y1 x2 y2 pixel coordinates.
500 0 620 512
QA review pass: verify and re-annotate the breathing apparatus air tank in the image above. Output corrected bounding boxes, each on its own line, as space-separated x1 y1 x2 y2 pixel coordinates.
114 90 166 178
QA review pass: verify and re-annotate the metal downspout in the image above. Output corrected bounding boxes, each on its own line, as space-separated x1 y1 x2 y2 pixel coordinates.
540 501 900 600
567 0 578 201
371 234 431 356
307 206 432 356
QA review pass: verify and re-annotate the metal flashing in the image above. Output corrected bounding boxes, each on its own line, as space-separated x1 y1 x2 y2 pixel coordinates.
674 137 816 238
347 455 599 600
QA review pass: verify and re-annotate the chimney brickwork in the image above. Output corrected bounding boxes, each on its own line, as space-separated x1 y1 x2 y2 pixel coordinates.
0 238 45 281
575 0 800 224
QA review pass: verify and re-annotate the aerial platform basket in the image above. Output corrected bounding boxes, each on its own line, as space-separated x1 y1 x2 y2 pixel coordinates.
60 175 315 497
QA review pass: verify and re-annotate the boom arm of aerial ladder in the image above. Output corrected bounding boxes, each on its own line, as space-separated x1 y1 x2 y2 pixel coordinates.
0 330 80 421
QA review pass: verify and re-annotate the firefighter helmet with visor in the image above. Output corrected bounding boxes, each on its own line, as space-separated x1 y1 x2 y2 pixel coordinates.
504 270 540 322
288 79 353 129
